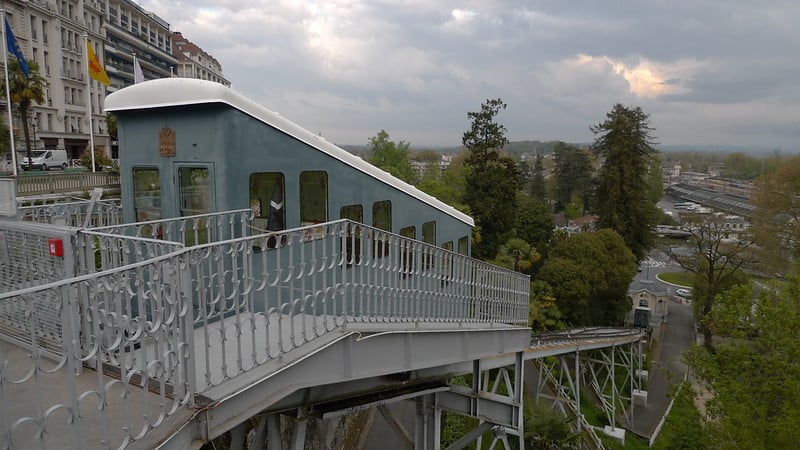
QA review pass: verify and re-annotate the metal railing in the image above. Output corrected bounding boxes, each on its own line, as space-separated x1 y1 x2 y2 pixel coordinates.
19 198 123 227
13 171 121 196
0 212 530 448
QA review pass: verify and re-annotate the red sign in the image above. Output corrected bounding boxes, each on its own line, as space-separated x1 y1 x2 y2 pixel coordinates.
48 238 64 257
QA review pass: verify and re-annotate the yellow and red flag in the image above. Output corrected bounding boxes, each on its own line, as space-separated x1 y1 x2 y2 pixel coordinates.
87 41 110 86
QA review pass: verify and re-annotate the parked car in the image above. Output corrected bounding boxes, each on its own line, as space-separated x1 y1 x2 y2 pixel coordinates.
20 149 69 171
676 288 691 297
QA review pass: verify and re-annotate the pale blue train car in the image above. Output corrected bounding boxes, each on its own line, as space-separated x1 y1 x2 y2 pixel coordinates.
106 78 472 251
105 79 476 317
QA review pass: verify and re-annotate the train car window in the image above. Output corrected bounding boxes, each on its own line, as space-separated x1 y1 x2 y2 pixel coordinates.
372 200 391 258
457 236 469 255
441 241 453 287
340 204 363 265
399 226 415 278
340 204 363 223
249 172 285 232
178 167 212 245
422 221 435 270
132 167 161 237
300 171 328 226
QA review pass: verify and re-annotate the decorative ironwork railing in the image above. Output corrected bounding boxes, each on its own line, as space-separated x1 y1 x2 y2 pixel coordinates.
0 212 530 448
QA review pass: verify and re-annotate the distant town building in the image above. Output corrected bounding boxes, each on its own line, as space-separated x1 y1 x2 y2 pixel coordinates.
172 32 229 87
628 279 670 323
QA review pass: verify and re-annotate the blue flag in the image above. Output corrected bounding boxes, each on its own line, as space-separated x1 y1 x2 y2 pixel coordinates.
5 16 29 78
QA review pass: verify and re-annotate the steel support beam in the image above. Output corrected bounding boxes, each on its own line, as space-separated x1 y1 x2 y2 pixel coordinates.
378 405 414 449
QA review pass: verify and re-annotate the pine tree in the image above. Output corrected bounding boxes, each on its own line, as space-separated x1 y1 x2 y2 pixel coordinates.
591 104 659 261
462 98 520 259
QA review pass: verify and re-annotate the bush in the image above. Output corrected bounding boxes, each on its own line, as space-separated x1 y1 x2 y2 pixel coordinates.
80 146 113 171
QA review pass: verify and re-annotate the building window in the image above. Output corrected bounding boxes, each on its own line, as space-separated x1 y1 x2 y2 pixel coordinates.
299 171 327 226
30 16 37 41
41 20 48 43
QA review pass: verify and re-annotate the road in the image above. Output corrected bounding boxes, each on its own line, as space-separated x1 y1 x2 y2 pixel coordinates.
629 249 696 439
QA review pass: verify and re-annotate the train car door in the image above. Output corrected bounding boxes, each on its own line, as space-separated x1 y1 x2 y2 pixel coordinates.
175 163 216 245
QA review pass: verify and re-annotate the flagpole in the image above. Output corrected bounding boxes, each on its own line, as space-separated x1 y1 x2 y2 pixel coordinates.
1 10 18 176
84 33 96 172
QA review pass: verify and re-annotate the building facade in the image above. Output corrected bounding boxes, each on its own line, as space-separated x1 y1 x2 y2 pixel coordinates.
2 0 223 164
171 32 229 87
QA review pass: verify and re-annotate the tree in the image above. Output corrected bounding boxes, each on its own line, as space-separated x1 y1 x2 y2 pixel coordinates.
552 142 593 213
536 229 636 326
750 156 800 275
415 150 469 212
688 279 800 448
668 213 757 350
462 98 520 259
494 237 540 273
528 280 565 332
591 104 659 261
1 59 45 170
529 152 548 200
724 152 762 180
515 194 554 253
366 129 415 183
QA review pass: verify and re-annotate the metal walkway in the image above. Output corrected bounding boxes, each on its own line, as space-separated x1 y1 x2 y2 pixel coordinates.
0 202 644 449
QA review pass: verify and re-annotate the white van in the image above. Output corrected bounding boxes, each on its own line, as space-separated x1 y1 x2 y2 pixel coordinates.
20 149 69 171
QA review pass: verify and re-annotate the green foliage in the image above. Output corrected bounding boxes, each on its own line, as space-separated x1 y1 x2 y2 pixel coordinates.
669 213 756 349
552 142 594 213
462 98 520 259
524 400 583 449
563 192 584 221
106 113 118 139
529 153 548 200
80 146 113 171
651 385 708 450
688 277 800 448
536 229 636 326
751 155 800 276
656 271 693 287
1 59 46 167
515 194 554 254
592 104 659 261
366 129 415 183
462 98 509 162
415 151 470 212
494 237 540 273
723 152 762 180
528 280 565 331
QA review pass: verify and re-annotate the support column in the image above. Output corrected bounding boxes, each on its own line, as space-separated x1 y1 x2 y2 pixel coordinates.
229 421 247 450
267 414 281 450
251 414 268 449
290 416 307 450
415 394 438 450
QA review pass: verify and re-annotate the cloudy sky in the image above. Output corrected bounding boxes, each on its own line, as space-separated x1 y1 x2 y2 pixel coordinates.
139 0 799 151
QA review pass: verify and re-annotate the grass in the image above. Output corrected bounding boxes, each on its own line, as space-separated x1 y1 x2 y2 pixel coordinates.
656 271 693 287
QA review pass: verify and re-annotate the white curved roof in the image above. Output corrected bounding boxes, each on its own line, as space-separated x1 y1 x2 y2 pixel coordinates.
105 78 473 226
